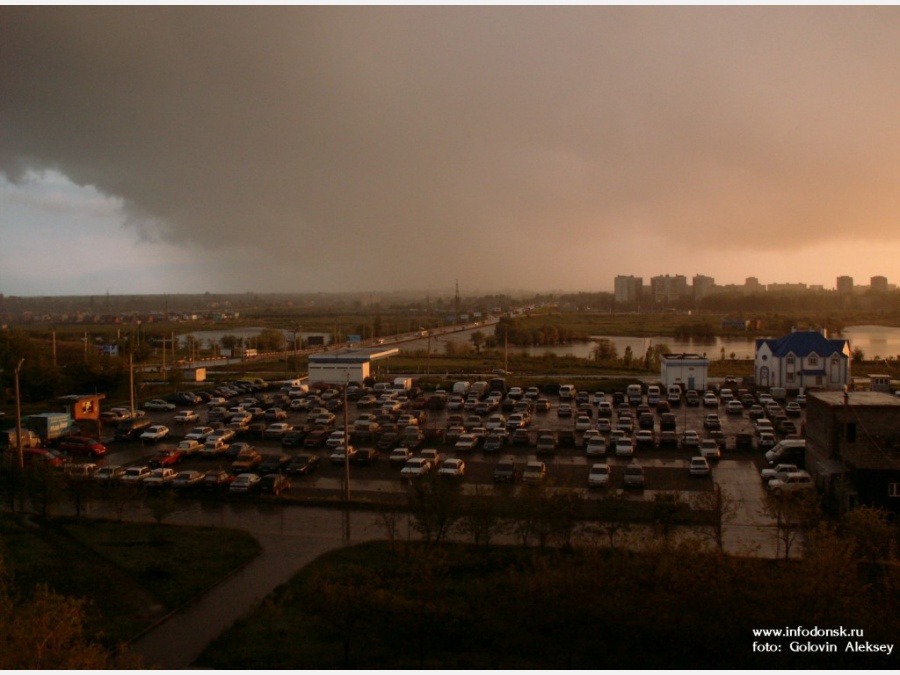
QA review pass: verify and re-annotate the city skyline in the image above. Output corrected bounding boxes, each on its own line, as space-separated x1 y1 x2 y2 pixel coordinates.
3 7 900 296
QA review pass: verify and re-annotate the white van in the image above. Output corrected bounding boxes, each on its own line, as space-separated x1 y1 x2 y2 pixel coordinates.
647 385 661 405
452 381 471 396
626 384 643 404
764 439 806 466
559 384 576 400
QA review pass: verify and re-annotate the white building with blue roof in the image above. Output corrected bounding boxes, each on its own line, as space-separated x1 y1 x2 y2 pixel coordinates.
754 330 850 390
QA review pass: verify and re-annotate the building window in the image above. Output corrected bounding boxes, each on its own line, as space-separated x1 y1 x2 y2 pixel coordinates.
890 483 900 498
845 422 857 443
786 372 795 383
786 355 796 365
808 354 819 366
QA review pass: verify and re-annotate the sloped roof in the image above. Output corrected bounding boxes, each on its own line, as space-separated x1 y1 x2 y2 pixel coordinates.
755 331 848 358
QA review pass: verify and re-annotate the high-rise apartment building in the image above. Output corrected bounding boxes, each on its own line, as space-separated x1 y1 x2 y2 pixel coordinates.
836 276 854 294
614 275 643 304
692 275 716 302
871 276 888 292
650 274 688 304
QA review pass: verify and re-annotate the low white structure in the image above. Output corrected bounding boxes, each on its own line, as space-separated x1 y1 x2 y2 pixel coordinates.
660 353 709 392
307 347 399 386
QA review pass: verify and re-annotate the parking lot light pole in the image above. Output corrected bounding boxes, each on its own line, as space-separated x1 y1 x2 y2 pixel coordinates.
342 379 351 544
14 359 25 469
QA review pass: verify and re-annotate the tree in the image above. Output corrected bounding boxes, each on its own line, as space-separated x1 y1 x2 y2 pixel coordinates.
455 486 502 546
692 482 738 553
406 473 462 546
852 346 866 364
0 557 141 668
592 338 618 363
470 330 486 352
840 505 897 563
763 490 820 560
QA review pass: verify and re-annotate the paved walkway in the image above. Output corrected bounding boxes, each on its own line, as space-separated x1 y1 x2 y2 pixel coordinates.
129 506 386 668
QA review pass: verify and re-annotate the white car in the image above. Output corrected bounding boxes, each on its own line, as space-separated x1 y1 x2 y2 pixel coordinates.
522 461 547 483
438 458 465 477
768 471 814 496
400 457 432 478
726 400 744 415
455 434 479 452
144 467 178 488
172 470 205 489
177 439 203 456
574 415 593 432
140 425 170 442
120 465 152 484
615 437 634 457
143 399 176 411
329 445 357 464
174 410 199 423
682 430 701 450
623 462 645 488
703 393 718 407
698 439 721 460
185 426 214 441
585 437 607 456
761 463 802 485
689 456 711 476
200 437 230 457
588 463 610 488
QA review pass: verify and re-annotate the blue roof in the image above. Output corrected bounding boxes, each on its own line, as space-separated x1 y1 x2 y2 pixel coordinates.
756 331 848 358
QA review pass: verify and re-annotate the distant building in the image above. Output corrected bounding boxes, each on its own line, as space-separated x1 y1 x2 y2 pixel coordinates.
692 274 716 302
614 275 643 305
754 330 851 390
650 274 688 304
308 347 399 386
870 275 888 293
660 353 709 392
744 277 764 294
836 275 854 294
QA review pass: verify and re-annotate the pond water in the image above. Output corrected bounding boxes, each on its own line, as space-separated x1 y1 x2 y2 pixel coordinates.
401 325 900 361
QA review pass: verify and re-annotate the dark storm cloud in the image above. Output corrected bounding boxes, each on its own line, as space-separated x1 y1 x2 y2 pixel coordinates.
2 6 900 291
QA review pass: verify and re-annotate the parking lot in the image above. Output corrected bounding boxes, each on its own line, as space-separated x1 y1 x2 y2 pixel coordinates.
76 382 802 508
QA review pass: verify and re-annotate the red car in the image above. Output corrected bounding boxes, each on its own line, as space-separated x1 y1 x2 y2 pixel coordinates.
23 447 69 467
58 436 107 458
148 448 185 468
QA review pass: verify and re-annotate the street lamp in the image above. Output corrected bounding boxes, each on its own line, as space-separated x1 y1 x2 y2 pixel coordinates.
14 359 24 469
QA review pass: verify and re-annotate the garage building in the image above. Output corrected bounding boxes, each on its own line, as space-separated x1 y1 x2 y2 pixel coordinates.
307 347 399 386
660 353 709 392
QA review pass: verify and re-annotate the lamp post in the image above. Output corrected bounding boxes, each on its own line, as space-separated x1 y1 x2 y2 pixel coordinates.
14 359 24 469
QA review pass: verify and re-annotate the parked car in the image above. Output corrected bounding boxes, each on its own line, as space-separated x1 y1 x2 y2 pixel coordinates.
173 410 199 423
329 445 357 464
200 437 230 458
64 462 99 479
588 463 611 488
761 463 801 485
698 439 721 461
767 471 814 496
59 436 107 458
94 465 125 484
258 453 292 474
140 425 170 442
260 473 292 496
455 434 480 452
264 422 294 440
353 448 380 465
177 439 203 456
522 461 547 483
286 454 321 475
144 399 176 412
689 456 711 476
726 400 744 415
585 437 607 457
121 465 152 485
614 436 634 457
172 470 205 489
144 467 178 488
230 473 262 494
202 469 235 491
438 458 465 478
148 448 184 468
493 459 517 484
389 447 413 467
400 457 432 478
231 448 263 473
623 462 645 488
185 426 214 442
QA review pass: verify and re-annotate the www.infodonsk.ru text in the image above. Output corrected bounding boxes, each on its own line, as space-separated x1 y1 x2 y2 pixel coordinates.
751 627 893 656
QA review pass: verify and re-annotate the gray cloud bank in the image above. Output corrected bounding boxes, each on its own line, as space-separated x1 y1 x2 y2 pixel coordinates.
2 7 900 292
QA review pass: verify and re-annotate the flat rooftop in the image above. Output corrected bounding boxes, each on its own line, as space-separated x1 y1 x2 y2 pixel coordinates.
809 391 900 407
308 347 400 364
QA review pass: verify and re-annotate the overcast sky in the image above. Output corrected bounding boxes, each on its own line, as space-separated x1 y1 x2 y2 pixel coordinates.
2 6 900 297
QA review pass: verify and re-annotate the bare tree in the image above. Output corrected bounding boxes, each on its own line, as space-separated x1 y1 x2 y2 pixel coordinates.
691 482 737 553
763 490 820 560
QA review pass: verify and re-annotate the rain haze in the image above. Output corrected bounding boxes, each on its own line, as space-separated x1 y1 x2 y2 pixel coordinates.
2 6 900 296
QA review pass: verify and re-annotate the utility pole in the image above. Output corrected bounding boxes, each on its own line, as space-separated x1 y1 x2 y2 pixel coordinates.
14 359 24 469
342 379 351 544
